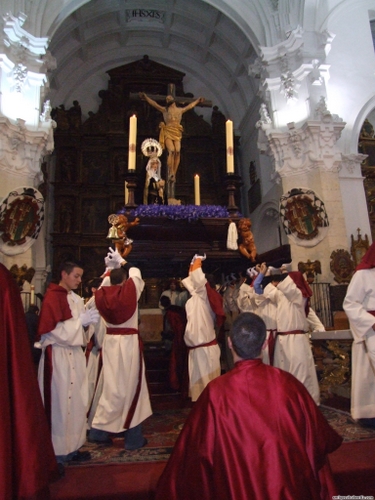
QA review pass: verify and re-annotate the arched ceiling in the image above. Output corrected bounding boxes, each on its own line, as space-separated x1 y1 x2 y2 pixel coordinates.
47 0 261 129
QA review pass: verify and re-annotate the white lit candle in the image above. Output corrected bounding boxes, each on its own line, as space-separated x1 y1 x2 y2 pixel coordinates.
194 174 200 205
128 115 137 171
226 119 234 173
30 284 35 305
124 181 128 204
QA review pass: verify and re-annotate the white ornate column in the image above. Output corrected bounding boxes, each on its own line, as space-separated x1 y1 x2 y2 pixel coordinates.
249 26 369 280
339 153 371 244
0 12 56 292
257 100 349 279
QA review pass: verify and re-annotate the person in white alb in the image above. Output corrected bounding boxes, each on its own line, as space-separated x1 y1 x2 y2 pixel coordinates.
267 270 320 405
343 242 375 427
88 249 152 449
37 259 99 471
182 254 226 401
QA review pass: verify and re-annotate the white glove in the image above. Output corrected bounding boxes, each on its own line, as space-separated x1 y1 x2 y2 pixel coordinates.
247 267 258 278
280 263 292 273
80 308 100 327
104 247 126 269
267 266 281 275
191 253 206 265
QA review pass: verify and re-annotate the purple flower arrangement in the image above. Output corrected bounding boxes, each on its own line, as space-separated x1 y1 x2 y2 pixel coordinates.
118 204 236 222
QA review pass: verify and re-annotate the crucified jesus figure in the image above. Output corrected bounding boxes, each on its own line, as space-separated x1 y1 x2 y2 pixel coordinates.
139 92 205 198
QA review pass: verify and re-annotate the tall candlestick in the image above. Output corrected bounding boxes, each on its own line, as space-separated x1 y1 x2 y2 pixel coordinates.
226 119 234 173
194 174 200 205
128 115 137 171
124 181 128 204
30 284 35 305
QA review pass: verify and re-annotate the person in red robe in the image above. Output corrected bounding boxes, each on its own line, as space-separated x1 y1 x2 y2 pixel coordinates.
156 312 342 500
160 295 188 395
0 263 58 499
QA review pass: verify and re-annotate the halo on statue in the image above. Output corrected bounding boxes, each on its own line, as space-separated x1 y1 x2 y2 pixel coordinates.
141 138 163 158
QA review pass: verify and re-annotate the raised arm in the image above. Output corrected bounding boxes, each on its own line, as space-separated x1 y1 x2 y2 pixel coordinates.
181 97 205 113
139 92 165 113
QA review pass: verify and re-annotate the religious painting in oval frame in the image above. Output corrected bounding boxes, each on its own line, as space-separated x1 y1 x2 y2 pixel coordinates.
280 188 329 247
0 186 45 256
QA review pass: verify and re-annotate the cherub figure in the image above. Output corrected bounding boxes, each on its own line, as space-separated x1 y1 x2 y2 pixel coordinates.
237 218 257 261
107 214 140 260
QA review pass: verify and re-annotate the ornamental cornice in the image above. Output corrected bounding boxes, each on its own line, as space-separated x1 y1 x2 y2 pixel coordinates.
341 153 368 175
249 27 334 103
263 116 346 177
1 13 54 77
0 116 54 179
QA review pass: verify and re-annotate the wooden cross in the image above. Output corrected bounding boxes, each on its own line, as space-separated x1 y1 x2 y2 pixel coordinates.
129 83 212 107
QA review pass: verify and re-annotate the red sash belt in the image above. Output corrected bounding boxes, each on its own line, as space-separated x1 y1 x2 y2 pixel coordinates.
105 326 144 429
188 338 218 350
269 330 305 365
266 329 277 366
277 330 305 335
368 311 375 316
106 327 138 335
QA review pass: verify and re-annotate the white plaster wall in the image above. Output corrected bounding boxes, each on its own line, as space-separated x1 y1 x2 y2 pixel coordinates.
323 0 375 151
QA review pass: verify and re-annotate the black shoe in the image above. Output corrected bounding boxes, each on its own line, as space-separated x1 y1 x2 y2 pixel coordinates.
125 438 148 451
70 450 92 462
358 418 375 428
88 436 113 446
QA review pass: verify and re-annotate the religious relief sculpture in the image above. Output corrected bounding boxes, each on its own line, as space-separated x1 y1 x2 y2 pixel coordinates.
141 138 165 204
297 259 322 283
139 91 205 200
330 249 355 284
237 218 257 261
106 214 140 260
9 264 35 290
51 101 82 131
280 188 329 247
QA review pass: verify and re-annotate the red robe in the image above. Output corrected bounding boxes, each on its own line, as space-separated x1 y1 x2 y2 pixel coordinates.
164 305 188 393
36 283 72 340
156 359 342 500
0 264 58 499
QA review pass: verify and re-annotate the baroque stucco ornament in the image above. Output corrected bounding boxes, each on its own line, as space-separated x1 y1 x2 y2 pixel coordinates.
265 114 345 177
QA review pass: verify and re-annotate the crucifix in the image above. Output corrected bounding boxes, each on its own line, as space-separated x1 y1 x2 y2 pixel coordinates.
131 84 212 201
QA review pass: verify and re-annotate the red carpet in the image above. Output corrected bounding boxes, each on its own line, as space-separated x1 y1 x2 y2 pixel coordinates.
50 462 166 500
50 441 375 499
50 401 375 499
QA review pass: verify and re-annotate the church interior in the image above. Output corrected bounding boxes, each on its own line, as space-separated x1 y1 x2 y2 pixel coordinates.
2 0 375 498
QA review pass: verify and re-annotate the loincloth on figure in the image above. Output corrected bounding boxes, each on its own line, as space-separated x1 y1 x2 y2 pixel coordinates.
159 123 183 149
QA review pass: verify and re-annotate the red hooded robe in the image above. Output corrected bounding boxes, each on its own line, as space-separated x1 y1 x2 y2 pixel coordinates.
0 264 58 499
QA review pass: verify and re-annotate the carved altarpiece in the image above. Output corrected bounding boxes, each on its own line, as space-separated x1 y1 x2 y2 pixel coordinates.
50 57 251 301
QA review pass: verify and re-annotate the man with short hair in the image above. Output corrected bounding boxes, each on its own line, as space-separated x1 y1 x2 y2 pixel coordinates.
156 312 342 500
37 259 99 471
